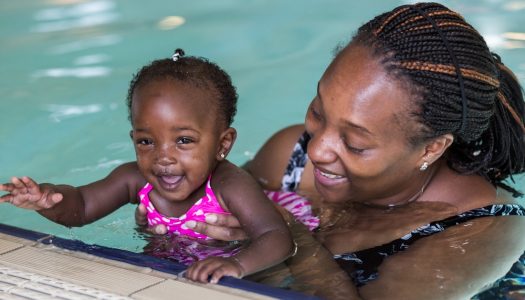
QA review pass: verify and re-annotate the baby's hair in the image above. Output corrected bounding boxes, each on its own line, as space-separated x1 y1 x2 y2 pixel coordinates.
348 2 525 195
126 49 238 127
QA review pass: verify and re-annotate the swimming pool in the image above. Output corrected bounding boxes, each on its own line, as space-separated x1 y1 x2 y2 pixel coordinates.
1 0 524 292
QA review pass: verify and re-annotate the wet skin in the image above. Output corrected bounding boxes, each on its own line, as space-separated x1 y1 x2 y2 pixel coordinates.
243 45 525 299
133 47 525 299
0 77 293 285
130 79 226 215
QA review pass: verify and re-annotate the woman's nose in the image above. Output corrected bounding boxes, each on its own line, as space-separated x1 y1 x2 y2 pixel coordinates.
307 130 338 164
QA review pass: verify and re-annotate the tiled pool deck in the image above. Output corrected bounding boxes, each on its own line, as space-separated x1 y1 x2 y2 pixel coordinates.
0 224 317 300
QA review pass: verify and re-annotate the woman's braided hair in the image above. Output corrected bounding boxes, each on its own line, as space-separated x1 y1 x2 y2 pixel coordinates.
350 2 525 195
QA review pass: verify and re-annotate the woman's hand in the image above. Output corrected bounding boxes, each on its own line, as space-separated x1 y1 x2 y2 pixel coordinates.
0 176 63 210
135 203 168 234
185 213 248 241
135 204 248 240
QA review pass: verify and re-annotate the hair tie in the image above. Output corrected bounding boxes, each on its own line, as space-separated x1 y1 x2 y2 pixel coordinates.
411 5 468 134
172 48 185 61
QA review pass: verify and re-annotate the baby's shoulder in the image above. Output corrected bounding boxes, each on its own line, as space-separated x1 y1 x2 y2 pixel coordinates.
212 161 253 186
109 162 147 197
212 161 262 198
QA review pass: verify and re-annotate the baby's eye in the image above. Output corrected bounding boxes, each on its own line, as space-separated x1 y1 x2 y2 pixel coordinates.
176 137 194 144
137 139 153 146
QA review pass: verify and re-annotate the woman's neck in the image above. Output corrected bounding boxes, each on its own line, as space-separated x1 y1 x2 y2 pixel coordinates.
362 165 438 210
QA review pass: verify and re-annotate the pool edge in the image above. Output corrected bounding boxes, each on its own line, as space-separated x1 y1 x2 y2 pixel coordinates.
0 223 319 300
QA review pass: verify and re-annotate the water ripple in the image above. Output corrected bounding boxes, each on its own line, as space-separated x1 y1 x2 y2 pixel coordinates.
45 104 103 122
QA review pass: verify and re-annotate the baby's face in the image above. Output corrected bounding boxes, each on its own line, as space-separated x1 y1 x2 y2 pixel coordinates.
130 78 223 202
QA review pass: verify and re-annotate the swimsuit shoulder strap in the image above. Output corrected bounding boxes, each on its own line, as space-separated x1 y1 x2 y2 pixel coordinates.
138 183 153 205
281 131 311 192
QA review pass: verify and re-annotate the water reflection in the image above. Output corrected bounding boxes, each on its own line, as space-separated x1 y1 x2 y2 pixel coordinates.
50 35 122 54
142 232 243 266
32 0 118 33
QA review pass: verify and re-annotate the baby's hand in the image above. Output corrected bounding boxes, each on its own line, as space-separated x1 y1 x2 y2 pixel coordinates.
186 256 244 284
0 176 63 210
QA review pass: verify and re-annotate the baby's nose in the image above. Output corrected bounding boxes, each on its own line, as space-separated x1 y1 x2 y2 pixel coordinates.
155 145 177 165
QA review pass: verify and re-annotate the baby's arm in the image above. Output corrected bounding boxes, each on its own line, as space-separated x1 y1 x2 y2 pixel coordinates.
0 162 144 227
0 176 64 210
186 161 294 283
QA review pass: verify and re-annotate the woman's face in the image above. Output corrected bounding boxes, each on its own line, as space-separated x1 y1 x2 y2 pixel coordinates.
305 44 427 205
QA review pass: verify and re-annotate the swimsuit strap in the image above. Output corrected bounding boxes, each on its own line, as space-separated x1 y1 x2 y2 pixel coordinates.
281 131 311 192
335 203 525 286
204 174 214 199
138 183 153 206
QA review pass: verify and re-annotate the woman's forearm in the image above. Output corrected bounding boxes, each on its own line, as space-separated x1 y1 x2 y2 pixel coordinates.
286 220 361 299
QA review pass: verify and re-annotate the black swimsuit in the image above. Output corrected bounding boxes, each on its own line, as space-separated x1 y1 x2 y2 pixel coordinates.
282 131 525 297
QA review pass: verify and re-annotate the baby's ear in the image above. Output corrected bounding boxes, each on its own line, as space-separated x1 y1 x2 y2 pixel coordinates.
217 127 237 160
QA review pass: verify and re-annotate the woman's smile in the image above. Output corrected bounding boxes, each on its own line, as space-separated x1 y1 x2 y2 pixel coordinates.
313 167 348 186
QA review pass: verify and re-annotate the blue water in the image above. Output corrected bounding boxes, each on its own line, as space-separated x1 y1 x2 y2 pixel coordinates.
1 0 524 253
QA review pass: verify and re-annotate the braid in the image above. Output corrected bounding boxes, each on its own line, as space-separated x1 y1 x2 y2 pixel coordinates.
126 53 238 127
350 2 525 193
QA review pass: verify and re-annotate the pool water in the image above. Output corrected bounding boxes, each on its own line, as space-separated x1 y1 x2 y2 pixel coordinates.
1 0 524 259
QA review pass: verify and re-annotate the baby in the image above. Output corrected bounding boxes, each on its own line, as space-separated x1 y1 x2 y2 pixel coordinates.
0 49 294 284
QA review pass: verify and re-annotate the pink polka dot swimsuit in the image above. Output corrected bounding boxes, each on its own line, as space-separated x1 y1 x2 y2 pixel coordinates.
139 175 231 240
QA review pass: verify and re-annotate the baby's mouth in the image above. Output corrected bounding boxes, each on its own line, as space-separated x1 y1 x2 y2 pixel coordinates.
157 175 183 190
160 175 182 184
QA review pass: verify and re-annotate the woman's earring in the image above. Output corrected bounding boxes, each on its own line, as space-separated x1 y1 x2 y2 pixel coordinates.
220 153 225 159
420 161 429 171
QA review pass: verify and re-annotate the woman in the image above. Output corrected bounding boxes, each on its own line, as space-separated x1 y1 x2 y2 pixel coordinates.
137 2 525 299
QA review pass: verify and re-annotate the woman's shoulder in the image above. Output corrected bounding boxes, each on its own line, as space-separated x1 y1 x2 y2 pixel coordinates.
375 169 525 297
422 162 501 211
244 124 306 190
359 213 525 299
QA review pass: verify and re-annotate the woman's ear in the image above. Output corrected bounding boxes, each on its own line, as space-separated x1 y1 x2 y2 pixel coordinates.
216 127 237 160
419 133 454 167
129 130 134 140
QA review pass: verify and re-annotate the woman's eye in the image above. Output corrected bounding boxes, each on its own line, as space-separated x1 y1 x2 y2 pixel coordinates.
176 137 193 144
346 144 365 154
342 137 365 154
310 106 322 120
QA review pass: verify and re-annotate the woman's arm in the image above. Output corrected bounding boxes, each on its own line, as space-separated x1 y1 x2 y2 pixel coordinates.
244 124 306 190
360 215 525 299
285 217 361 299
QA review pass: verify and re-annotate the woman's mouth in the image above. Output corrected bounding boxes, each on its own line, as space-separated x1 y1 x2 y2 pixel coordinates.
314 167 347 186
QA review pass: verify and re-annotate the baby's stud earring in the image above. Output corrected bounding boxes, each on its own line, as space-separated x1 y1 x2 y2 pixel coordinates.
420 161 429 171
220 153 225 159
